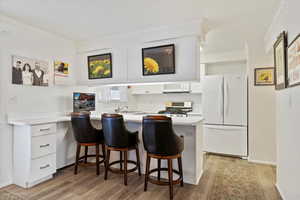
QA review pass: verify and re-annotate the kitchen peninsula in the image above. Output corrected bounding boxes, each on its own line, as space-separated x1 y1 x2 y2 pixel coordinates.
8 113 204 188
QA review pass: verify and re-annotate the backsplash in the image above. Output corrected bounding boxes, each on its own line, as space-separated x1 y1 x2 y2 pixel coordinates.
95 89 202 114
135 93 202 113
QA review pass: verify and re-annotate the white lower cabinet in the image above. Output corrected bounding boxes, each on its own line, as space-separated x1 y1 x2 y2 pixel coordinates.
31 134 56 159
29 154 56 183
13 123 57 188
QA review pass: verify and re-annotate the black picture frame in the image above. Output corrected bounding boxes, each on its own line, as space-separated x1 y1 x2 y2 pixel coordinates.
254 67 275 86
287 34 300 88
142 44 175 76
88 53 112 79
273 31 288 90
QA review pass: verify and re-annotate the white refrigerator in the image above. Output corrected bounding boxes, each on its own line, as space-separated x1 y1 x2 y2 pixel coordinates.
202 75 248 157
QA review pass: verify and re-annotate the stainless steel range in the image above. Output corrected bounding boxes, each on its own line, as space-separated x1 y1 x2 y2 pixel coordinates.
158 101 193 117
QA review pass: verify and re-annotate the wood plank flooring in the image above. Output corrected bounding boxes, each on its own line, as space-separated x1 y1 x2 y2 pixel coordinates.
0 154 282 200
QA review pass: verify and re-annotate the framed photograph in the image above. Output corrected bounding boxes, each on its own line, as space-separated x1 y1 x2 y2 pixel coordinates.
287 34 300 87
142 44 175 76
254 67 275 86
12 55 49 87
88 53 112 79
273 31 287 90
54 61 69 77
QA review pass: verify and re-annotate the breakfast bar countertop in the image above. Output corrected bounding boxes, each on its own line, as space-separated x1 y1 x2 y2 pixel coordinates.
8 113 204 126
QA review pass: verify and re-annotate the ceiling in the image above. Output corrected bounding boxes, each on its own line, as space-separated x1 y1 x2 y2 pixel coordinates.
0 0 280 53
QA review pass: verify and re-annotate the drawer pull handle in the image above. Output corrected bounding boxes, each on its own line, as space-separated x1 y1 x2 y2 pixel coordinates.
40 164 50 169
40 128 50 131
40 144 50 148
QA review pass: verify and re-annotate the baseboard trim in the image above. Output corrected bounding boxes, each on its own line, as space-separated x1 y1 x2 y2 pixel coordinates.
276 183 286 200
195 170 203 185
0 180 13 188
248 159 276 166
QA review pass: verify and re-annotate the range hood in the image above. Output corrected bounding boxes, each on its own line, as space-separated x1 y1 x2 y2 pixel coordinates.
163 83 190 93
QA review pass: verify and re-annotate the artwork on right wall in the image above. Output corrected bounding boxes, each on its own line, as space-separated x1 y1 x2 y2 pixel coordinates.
273 31 287 90
287 34 300 87
254 67 275 86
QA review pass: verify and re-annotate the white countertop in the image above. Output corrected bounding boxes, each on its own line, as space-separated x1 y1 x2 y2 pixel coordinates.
8 114 204 126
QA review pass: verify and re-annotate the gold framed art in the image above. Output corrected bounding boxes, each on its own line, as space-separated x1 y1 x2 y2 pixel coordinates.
254 67 275 86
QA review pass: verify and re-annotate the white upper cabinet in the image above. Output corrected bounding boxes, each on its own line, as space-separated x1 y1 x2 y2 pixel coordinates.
75 22 203 85
127 37 200 83
131 84 163 95
190 82 203 94
76 47 128 85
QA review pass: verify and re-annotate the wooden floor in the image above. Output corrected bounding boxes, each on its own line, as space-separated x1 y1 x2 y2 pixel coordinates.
1 154 282 200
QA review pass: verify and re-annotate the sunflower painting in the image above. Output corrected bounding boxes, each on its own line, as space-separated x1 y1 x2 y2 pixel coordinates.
254 67 275 86
142 44 175 76
88 53 112 79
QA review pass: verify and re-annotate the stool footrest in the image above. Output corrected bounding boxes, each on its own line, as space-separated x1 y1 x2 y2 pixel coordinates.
108 160 138 174
148 168 182 186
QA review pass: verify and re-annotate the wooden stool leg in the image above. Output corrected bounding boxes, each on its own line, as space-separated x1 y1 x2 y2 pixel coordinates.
167 159 174 200
178 157 184 187
135 146 141 176
157 159 161 180
144 154 151 191
104 149 110 180
84 146 88 163
96 144 100 175
124 150 128 186
74 143 81 175
120 151 123 170
102 144 106 169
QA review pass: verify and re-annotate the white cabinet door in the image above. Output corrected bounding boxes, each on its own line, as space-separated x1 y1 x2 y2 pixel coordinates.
203 125 247 156
224 76 247 126
203 76 224 124
190 82 202 94
131 84 163 95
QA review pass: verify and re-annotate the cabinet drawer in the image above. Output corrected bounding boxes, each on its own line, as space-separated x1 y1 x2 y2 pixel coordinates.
30 154 56 182
203 125 247 156
32 134 56 159
31 123 57 137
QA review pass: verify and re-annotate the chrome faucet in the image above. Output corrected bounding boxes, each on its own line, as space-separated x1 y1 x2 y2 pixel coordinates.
115 105 128 113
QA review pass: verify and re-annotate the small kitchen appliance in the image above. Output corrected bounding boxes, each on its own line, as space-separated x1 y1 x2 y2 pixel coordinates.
158 101 192 117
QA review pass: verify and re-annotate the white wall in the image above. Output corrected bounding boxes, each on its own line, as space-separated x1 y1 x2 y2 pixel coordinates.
0 15 82 187
265 0 300 199
246 39 277 164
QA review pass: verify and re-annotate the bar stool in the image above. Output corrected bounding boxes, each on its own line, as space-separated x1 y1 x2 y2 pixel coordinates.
101 113 141 185
142 115 184 200
71 112 106 175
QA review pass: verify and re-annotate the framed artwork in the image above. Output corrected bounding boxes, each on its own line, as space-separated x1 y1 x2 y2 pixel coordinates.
273 31 287 90
287 34 300 87
142 44 175 76
12 55 49 87
254 67 275 86
88 53 112 79
54 61 69 77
